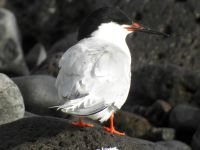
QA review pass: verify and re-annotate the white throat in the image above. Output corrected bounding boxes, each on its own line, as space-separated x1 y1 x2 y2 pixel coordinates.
91 22 131 55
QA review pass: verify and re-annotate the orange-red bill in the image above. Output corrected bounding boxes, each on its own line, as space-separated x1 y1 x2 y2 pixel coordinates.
125 22 144 31
125 22 169 37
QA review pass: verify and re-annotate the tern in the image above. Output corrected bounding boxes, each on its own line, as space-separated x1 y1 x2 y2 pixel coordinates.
55 7 168 136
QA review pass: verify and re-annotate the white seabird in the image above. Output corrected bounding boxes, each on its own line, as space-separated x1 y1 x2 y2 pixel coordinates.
54 7 168 136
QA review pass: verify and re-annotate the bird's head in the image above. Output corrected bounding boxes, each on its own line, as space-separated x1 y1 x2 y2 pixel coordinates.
78 7 169 41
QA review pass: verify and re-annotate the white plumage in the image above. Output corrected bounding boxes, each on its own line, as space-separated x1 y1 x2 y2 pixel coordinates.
55 22 132 122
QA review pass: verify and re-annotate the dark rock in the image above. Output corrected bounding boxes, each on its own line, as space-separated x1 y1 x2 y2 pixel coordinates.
144 100 171 126
143 127 175 141
192 125 200 150
169 104 200 131
12 75 66 116
32 52 63 77
124 100 172 127
25 43 47 70
0 73 24 125
125 0 200 73
126 64 200 107
0 116 171 150
169 104 200 143
112 110 152 138
158 140 191 150
0 8 29 76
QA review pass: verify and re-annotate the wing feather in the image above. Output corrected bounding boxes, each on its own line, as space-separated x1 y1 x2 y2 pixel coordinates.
55 38 131 115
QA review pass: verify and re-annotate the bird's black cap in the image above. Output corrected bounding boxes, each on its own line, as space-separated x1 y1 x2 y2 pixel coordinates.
78 7 131 40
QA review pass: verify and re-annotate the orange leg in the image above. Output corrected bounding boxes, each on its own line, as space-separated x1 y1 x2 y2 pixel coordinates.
72 118 94 127
103 112 125 136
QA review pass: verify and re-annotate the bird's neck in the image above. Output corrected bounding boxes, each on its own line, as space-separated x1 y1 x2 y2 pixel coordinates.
91 22 131 56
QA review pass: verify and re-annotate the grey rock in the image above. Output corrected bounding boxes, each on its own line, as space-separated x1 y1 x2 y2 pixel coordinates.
0 8 29 75
12 75 65 116
169 104 200 131
143 127 175 141
0 116 170 150
158 140 191 150
0 73 24 125
25 43 47 70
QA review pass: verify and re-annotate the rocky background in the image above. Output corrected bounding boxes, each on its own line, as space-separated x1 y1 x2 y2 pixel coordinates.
0 0 200 149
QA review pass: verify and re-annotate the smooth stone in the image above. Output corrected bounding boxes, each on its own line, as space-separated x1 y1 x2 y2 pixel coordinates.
0 73 24 125
12 75 66 116
169 104 200 131
0 8 29 76
169 104 200 143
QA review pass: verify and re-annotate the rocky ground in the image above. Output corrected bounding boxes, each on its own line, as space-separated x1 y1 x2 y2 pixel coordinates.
0 0 200 149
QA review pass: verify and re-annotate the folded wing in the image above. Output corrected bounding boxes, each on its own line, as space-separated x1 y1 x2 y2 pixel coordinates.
55 38 130 115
